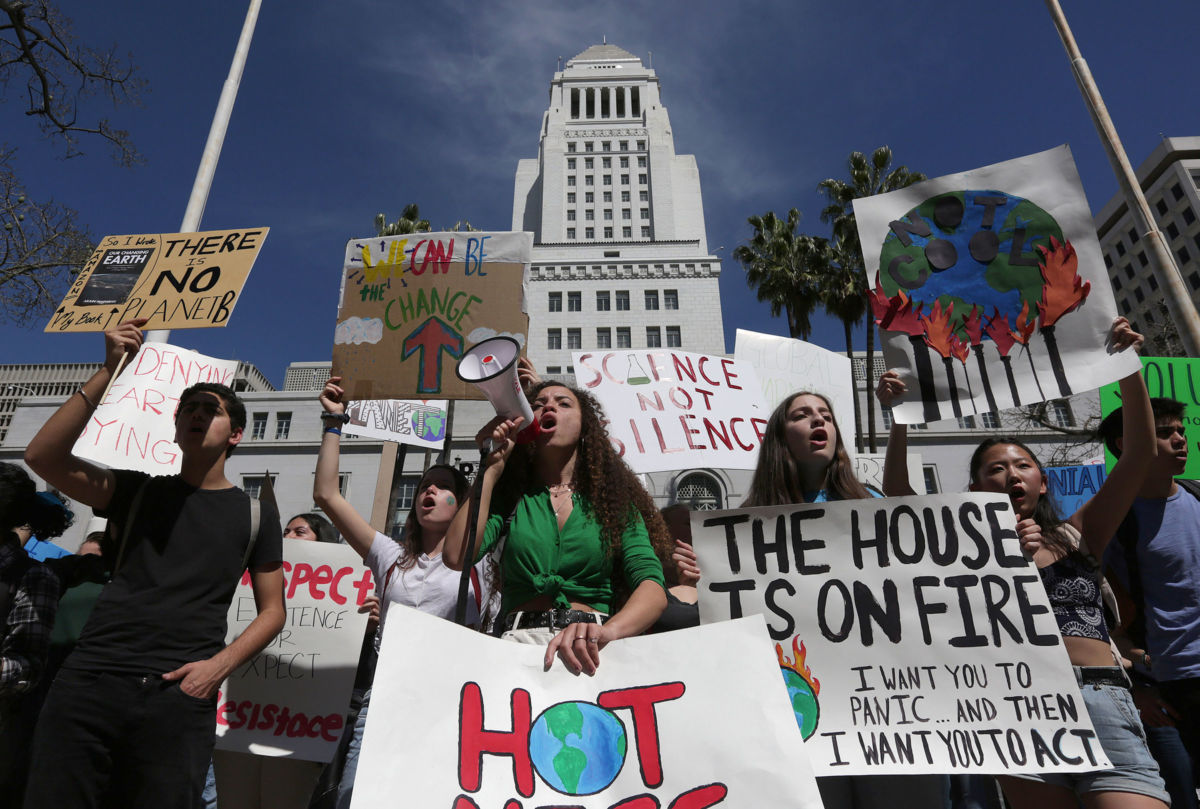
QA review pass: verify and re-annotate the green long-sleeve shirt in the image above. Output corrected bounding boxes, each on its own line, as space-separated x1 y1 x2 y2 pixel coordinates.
479 487 665 617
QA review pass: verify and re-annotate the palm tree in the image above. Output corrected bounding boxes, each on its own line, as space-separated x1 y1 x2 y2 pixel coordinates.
818 234 870 452
733 209 824 341
375 203 430 236
817 147 925 452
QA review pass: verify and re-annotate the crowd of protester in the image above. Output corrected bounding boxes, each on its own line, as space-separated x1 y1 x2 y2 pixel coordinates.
1 317 1198 809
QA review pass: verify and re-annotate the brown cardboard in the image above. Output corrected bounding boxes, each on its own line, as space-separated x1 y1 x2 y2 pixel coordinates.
45 228 269 333
331 232 531 401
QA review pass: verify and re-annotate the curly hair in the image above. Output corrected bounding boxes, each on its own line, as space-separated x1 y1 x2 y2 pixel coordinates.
493 382 673 571
1 464 73 540
743 391 872 506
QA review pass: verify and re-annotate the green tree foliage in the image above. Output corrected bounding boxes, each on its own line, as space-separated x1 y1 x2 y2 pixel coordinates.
375 204 431 236
1 0 143 324
733 209 827 341
817 147 925 452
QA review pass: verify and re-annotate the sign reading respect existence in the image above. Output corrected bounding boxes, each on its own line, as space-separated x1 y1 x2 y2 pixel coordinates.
353 607 823 809
333 231 531 402
1100 355 1200 478
215 542 374 762
571 349 768 474
854 146 1137 424
46 228 268 332
73 342 238 474
693 493 1109 776
342 398 450 450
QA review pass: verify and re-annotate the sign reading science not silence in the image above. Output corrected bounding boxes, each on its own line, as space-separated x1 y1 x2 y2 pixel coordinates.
46 228 268 332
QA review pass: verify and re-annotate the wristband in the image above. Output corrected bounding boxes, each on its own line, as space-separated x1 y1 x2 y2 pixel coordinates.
320 412 350 424
324 427 342 436
76 389 98 409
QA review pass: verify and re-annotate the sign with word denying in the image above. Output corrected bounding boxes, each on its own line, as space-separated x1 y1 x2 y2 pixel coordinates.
333 231 531 402
572 349 768 474
693 493 1107 776
215 542 374 762
353 607 822 809
47 228 268 332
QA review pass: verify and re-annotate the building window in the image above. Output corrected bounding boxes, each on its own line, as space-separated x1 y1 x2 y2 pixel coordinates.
620 157 629 168
620 174 629 185
645 290 659 310
666 326 681 347
1179 246 1192 264
241 474 277 499
637 139 646 150
1050 399 1074 427
604 209 613 220
646 327 662 347
664 289 678 309
1104 254 1113 269
602 157 611 168
603 174 612 185
675 472 723 510
596 291 610 311
585 142 593 152
1138 251 1148 267
622 227 632 238
640 207 650 219
1149 274 1159 291
1128 228 1139 243
621 190 630 202
616 290 630 310
566 210 575 221
1190 272 1200 289
275 412 292 440
1115 241 1126 256
638 173 647 184
567 291 581 312
639 190 649 202
567 193 576 204
549 292 562 311
603 227 613 238
622 208 631 220
585 192 594 203
584 157 593 169
567 176 575 187
585 210 594 220
597 328 611 348
567 328 581 350
1122 299 1132 314
922 466 940 494
585 227 594 239
567 143 576 153
619 140 628 150
603 191 612 202
641 226 650 237
548 329 562 350
957 415 976 429
251 413 267 440
601 141 610 151
567 228 576 239
1113 275 1122 290
637 156 647 167
1156 198 1168 216
1167 223 1180 240
1184 208 1196 225
616 327 631 348
567 158 576 170
980 411 1001 429
1135 287 1145 303
1125 265 1135 280
546 365 561 375
585 176 594 186
1171 183 1184 201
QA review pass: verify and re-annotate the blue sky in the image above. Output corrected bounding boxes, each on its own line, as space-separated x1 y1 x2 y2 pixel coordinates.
5 1 1199 387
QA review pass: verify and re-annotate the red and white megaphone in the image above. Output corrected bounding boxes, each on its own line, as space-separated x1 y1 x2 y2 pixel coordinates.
456 336 539 445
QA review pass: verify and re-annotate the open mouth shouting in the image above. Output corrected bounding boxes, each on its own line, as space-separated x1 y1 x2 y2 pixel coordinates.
809 427 829 450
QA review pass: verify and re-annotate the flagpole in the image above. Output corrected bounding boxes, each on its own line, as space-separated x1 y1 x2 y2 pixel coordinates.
1045 0 1200 357
147 0 263 344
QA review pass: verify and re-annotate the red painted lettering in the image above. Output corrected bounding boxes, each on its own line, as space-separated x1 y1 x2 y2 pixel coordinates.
669 783 728 808
458 683 535 798
719 358 741 390
597 682 684 788
680 415 704 450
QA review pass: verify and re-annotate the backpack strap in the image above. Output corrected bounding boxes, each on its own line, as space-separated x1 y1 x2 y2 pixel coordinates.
469 566 482 613
242 497 261 571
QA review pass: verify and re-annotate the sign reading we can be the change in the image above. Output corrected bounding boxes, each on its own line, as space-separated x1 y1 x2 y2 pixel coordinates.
693 493 1108 776
47 228 268 332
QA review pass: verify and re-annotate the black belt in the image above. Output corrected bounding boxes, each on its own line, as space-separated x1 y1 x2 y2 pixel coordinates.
504 609 606 632
1075 666 1130 689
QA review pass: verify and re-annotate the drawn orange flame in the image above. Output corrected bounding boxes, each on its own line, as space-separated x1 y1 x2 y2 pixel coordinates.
776 636 820 695
920 299 956 359
950 333 970 365
1011 299 1036 346
963 305 983 347
869 275 896 325
984 307 1016 357
1037 237 1091 328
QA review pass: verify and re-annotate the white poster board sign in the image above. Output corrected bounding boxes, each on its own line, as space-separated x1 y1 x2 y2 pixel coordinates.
74 342 238 474
734 329 856 458
854 452 927 495
572 349 768 473
354 607 823 809
693 493 1107 776
853 145 1138 424
343 398 449 450
215 542 374 762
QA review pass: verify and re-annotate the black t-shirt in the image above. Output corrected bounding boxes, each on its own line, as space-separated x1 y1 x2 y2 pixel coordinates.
66 470 282 675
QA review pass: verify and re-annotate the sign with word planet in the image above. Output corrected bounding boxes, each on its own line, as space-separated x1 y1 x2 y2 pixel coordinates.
215 541 374 762
46 228 268 332
73 342 238 474
1100 356 1200 479
854 145 1137 424
572 349 768 474
693 493 1109 776
333 231 531 402
353 607 822 809
342 398 449 450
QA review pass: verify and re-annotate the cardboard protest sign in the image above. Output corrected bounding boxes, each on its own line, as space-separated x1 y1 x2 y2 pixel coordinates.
215 542 374 762
46 228 268 332
1101 356 1200 478
1045 464 1107 518
694 493 1108 776
734 328 855 444
854 146 1138 424
354 606 823 809
342 398 449 450
572 349 768 474
333 231 531 402
855 452 927 495
73 342 238 474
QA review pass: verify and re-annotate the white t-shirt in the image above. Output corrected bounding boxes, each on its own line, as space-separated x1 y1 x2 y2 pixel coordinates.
365 532 486 651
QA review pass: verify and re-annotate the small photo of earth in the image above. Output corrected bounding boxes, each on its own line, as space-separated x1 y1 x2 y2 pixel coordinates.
528 701 627 795
782 666 820 739
413 408 446 442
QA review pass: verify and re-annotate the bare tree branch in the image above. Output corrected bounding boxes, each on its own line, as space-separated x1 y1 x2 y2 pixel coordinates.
0 148 93 323
1 0 144 165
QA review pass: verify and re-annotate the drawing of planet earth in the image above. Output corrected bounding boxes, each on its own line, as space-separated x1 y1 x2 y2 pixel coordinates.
529 701 627 795
782 666 820 739
414 409 446 441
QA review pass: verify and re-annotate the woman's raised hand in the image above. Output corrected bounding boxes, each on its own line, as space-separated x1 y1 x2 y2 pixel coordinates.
672 540 701 587
320 376 346 415
1110 316 1145 354
876 369 907 409
475 415 526 473
1015 518 1044 559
